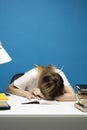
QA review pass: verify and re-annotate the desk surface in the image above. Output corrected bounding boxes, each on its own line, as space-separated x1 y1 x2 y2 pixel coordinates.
0 94 87 117
1 94 87 130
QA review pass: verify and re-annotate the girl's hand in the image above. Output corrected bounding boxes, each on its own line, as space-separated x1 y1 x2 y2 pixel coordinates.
24 91 36 99
30 88 44 99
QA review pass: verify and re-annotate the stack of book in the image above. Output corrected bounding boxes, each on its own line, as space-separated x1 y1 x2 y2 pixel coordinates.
75 84 87 112
0 93 11 110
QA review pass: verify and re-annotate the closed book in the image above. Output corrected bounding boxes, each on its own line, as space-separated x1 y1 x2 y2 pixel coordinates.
0 93 8 100
78 90 87 94
76 84 87 92
75 102 87 112
0 93 11 110
77 94 87 99
78 99 87 107
0 100 8 106
0 104 11 110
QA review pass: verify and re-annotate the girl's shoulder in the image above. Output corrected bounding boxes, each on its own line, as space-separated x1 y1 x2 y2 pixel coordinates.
25 68 39 77
54 68 61 73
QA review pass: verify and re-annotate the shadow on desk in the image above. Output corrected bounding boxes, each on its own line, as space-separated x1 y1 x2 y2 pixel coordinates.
0 116 87 130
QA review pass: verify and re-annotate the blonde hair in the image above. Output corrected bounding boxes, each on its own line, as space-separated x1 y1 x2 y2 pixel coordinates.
36 64 64 100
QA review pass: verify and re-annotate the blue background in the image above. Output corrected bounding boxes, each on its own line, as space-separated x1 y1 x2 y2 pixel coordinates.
0 0 87 92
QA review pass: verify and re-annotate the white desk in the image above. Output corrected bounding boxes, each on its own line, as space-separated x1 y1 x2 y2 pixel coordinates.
0 94 87 130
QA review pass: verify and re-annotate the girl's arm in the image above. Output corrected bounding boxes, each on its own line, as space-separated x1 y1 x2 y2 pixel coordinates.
55 85 77 101
6 83 36 99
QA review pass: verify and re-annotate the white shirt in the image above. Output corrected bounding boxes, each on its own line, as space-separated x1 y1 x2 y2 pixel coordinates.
14 68 70 91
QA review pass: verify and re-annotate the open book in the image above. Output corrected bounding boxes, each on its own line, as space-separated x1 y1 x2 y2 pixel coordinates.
21 98 59 105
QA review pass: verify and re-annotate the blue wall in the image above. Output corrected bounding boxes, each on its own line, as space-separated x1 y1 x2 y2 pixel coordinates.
0 0 87 92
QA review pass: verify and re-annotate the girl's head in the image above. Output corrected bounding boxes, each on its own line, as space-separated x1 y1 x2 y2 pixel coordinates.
36 64 64 100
